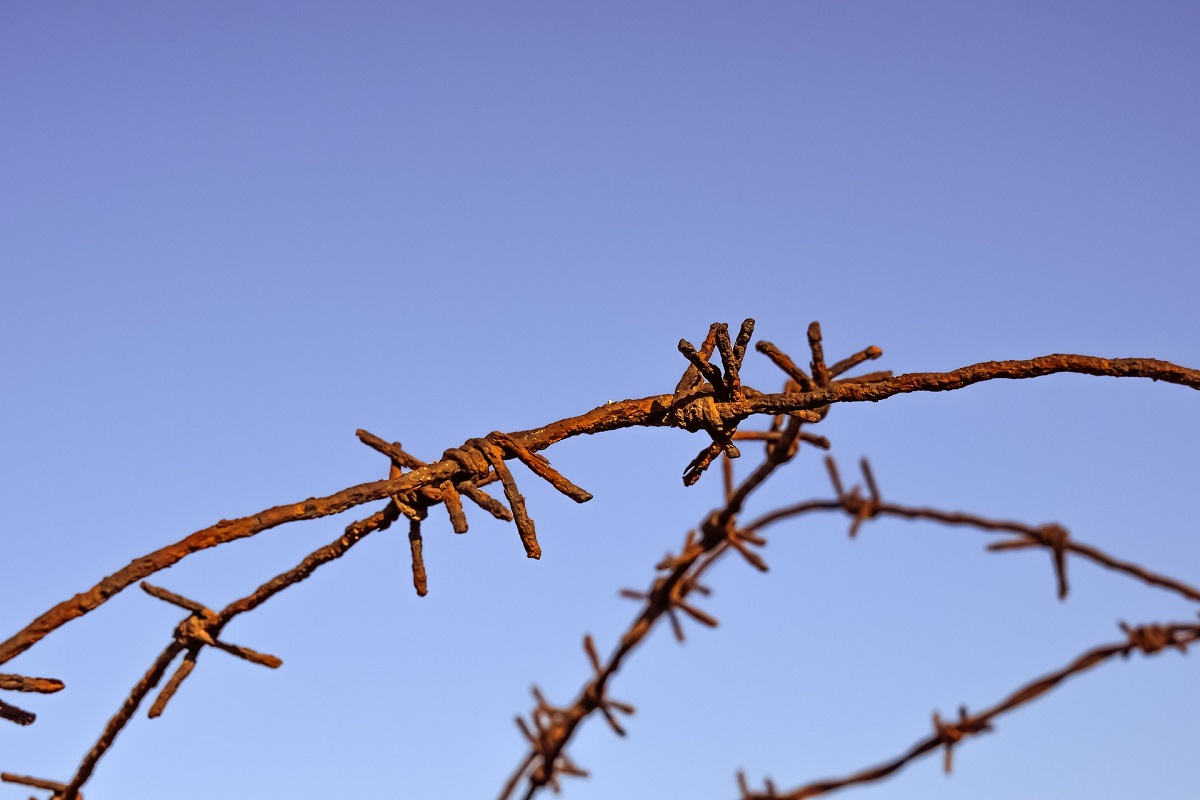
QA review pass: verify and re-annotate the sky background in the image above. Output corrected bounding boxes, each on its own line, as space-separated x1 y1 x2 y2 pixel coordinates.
2 2 1199 798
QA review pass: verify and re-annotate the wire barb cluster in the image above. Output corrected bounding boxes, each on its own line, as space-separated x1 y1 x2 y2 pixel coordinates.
1120 621 1193 656
581 635 636 737
514 687 590 794
931 706 993 773
139 582 282 718
823 456 881 538
674 319 760 485
988 523 1072 599
357 428 591 593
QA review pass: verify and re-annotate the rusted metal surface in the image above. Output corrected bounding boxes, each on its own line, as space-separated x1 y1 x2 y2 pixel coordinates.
10 336 1192 668
0 674 63 726
1 320 1198 800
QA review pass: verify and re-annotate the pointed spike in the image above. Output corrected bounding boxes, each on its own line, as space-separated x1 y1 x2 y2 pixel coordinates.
807 321 829 387
824 457 846 500
440 481 469 533
476 439 541 559
583 635 603 674
490 432 592 503
408 518 428 597
0 698 36 726
732 319 755 365
457 482 513 522
828 344 883 378
675 600 719 628
667 609 686 643
860 458 881 503
148 649 199 719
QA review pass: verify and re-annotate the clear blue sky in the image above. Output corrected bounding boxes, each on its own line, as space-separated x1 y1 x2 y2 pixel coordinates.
2 3 1198 798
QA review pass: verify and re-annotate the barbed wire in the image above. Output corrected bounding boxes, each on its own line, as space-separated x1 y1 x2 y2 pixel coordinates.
3 329 1195 666
498 420 1200 799
735 620 1200 799
1 320 1197 799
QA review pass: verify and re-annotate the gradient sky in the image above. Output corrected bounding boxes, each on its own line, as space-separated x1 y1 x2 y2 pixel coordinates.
2 3 1199 799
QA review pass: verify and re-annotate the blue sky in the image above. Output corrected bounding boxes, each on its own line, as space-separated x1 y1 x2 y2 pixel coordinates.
2 3 1198 798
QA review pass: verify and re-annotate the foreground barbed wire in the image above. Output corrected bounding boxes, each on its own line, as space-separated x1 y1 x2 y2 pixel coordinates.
1 319 1198 799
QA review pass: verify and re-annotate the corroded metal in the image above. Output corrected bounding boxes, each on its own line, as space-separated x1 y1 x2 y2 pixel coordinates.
1 320 1198 800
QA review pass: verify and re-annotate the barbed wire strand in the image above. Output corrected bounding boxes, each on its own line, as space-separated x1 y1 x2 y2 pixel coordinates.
737 622 1200 799
744 457 1200 606
3 342 1196 666
44 496 411 798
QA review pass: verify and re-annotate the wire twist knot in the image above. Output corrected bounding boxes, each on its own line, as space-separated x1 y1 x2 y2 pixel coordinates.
672 393 724 433
1121 622 1188 655
988 522 1072 599
824 456 882 538
442 442 493 481
174 610 220 649
139 582 282 719
932 706 991 773
673 320 757 485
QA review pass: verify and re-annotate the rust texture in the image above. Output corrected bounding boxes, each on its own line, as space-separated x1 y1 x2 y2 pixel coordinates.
0 674 63 727
1 320 1198 800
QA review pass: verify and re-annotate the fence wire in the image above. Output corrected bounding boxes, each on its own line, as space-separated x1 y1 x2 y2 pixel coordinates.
2 320 1198 800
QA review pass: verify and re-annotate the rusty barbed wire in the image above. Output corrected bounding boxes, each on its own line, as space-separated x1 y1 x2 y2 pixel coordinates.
1 320 1198 800
502 439 1200 800
736 620 1200 800
742 456 1200 606
9 397 608 798
499 328 885 799
31 503 404 799
4 326 1197 665
496 328 1199 799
